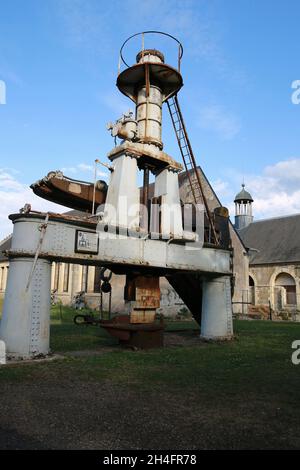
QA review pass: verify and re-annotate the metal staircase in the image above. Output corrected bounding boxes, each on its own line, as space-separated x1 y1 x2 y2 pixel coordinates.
167 95 218 245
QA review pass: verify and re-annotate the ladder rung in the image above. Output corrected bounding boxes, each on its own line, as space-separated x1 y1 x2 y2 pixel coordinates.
168 97 218 246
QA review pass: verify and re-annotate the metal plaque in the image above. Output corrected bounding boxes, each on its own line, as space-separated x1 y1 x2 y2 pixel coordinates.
75 230 99 254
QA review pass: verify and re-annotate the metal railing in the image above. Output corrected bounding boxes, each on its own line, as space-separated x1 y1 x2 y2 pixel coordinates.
118 31 183 74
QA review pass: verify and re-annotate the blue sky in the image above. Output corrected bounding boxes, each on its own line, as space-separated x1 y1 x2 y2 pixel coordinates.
0 0 300 239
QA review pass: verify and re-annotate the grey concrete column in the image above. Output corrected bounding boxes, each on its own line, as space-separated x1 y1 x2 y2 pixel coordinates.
0 257 51 359
201 275 233 340
70 264 82 300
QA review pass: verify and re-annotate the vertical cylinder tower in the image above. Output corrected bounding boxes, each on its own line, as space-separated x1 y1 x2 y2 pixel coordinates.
104 32 184 236
135 50 164 148
116 35 183 152
234 184 254 230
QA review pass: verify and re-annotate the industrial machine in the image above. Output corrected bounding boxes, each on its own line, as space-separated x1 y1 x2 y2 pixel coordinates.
0 32 233 358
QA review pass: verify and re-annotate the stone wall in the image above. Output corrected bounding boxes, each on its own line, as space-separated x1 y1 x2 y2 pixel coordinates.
249 263 300 314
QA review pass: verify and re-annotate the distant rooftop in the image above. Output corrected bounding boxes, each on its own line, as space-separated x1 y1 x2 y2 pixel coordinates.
234 184 253 203
0 234 12 262
239 213 300 265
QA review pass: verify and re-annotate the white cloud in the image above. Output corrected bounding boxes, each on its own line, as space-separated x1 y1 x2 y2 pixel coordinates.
77 163 93 171
198 104 241 140
0 169 66 241
61 162 108 179
0 164 109 240
211 178 231 198
264 159 300 191
60 166 77 174
97 90 132 117
212 158 300 220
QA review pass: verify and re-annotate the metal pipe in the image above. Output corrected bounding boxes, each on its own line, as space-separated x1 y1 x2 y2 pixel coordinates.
141 32 145 61
142 165 150 231
92 159 98 216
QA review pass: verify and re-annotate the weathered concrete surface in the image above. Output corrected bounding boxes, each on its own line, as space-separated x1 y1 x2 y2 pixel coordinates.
249 263 300 315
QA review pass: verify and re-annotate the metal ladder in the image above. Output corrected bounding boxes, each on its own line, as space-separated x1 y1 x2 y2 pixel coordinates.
167 94 218 245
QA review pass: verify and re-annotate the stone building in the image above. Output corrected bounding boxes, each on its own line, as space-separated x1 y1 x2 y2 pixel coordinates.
0 235 10 299
0 168 249 317
234 185 300 319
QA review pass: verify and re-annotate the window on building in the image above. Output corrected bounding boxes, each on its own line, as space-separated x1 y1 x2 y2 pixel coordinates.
0 267 4 291
63 264 70 292
248 275 255 305
275 273 296 305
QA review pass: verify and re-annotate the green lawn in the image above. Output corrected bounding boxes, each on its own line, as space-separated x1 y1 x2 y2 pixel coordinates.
1 306 300 397
50 305 117 351
1 306 300 449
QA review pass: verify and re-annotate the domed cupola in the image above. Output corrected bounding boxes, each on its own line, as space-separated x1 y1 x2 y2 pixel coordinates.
234 184 254 230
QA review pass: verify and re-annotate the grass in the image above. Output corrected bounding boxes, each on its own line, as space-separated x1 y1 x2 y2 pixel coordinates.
49 305 198 352
50 305 117 351
1 305 300 448
1 306 300 399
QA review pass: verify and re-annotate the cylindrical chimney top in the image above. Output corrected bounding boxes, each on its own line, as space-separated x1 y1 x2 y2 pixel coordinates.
136 49 165 64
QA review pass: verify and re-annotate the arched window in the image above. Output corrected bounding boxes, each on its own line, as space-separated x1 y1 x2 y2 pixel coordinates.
248 275 255 304
275 273 296 305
